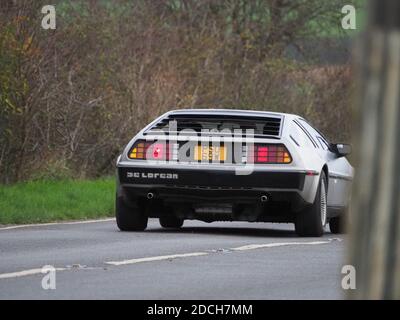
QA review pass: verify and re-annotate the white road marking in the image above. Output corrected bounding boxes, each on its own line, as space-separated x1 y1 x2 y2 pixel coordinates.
0 239 336 280
105 252 209 266
0 218 115 231
231 240 331 251
105 239 334 266
0 268 66 280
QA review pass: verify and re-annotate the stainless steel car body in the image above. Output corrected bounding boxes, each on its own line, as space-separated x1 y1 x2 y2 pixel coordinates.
117 109 354 213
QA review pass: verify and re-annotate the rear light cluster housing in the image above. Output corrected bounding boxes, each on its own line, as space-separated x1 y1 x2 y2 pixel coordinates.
129 141 176 161
128 140 292 164
249 144 292 164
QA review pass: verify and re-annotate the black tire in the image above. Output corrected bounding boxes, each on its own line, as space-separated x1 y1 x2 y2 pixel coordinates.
116 188 148 231
329 216 344 234
295 172 327 237
159 216 184 229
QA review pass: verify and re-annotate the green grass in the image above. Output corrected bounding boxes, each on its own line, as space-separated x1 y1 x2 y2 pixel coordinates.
0 177 115 225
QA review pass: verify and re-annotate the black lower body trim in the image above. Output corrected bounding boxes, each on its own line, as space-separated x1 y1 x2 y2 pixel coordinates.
327 206 347 218
118 167 305 189
119 185 309 223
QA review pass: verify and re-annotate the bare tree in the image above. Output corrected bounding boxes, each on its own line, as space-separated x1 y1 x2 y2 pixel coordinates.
0 1 352 183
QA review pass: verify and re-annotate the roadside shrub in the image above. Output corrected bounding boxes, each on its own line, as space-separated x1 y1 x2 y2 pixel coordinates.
0 0 354 183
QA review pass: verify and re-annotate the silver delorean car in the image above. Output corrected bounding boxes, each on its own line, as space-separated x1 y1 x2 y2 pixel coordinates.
116 109 354 237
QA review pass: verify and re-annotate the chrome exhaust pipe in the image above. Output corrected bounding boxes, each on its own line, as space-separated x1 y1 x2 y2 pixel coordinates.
260 195 269 203
147 192 154 200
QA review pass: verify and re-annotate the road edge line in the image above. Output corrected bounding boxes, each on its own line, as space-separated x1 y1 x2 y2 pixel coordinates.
0 218 115 231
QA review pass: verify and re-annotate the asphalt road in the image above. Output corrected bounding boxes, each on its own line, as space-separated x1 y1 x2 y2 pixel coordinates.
0 219 346 299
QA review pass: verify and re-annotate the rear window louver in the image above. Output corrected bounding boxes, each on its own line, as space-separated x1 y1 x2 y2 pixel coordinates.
147 114 282 137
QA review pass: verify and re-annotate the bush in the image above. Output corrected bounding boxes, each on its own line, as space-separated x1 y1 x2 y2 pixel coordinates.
0 0 355 184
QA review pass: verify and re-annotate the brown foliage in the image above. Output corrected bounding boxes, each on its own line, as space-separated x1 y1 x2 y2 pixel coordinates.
0 0 352 183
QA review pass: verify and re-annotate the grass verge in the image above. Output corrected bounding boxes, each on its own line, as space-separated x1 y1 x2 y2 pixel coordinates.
0 177 115 225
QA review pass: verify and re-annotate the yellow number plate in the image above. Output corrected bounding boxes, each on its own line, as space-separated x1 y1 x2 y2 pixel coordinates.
195 146 226 161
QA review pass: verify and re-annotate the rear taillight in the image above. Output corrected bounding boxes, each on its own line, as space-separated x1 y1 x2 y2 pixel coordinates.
129 141 170 160
250 144 292 164
129 141 292 164
129 141 146 159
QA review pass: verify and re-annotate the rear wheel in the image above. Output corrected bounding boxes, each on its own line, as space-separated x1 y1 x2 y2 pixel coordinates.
159 216 184 229
116 188 148 231
295 172 327 237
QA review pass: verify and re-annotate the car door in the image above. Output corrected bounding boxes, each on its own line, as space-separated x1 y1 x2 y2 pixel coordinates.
296 119 353 208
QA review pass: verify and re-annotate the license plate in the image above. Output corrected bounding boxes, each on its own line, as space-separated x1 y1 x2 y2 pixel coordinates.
195 146 226 161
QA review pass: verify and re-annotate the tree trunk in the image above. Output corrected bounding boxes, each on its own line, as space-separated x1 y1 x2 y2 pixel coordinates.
349 0 400 299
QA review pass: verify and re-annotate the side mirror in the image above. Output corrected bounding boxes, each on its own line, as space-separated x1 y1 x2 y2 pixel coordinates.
331 143 352 157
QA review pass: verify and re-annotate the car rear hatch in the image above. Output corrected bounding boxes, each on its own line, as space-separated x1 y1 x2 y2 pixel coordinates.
118 112 305 191
130 113 291 164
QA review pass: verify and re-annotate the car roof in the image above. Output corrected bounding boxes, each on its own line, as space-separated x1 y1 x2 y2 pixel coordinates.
166 108 300 120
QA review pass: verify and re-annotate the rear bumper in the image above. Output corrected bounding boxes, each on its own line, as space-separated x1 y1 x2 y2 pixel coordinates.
118 166 306 190
117 165 317 208
122 184 306 205
116 165 322 222
122 185 309 223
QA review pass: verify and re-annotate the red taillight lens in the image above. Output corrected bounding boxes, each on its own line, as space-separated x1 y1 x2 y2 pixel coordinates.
151 143 164 160
253 144 292 164
129 141 169 160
